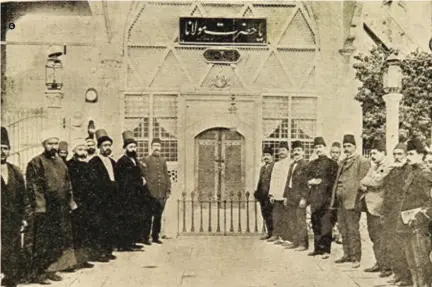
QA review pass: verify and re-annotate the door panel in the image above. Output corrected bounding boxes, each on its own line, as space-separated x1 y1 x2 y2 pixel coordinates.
195 128 245 200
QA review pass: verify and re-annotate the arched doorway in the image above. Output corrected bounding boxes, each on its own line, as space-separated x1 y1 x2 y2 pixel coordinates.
195 128 245 200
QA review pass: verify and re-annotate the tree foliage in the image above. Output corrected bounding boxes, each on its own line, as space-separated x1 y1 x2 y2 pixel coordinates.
353 47 432 149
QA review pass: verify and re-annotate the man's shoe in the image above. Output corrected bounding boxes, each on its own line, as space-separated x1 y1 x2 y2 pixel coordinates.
396 280 413 287
379 270 393 278
285 244 299 250
142 239 152 245
92 256 109 263
32 276 51 285
294 246 308 252
334 256 350 264
80 262 94 269
352 260 360 269
307 251 321 256
281 241 294 247
321 253 330 259
387 278 401 284
107 254 117 260
61 268 76 273
267 236 278 242
46 273 63 282
153 239 163 244
364 264 380 273
274 240 284 245
260 234 271 240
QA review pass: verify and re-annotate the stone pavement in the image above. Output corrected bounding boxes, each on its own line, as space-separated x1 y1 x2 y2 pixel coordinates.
22 225 395 287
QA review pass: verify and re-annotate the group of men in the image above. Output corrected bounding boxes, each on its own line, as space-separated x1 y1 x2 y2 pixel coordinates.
255 135 432 287
1 126 171 287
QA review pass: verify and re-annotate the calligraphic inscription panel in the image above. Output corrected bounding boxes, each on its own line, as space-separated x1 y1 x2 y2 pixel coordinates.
180 17 267 45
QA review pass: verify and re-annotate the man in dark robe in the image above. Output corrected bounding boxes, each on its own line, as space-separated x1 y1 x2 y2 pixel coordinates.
142 138 171 245
254 146 275 240
66 138 95 269
26 129 77 284
306 137 338 259
116 131 149 251
88 129 118 261
1 127 29 287
283 141 309 251
396 139 432 287
381 143 412 286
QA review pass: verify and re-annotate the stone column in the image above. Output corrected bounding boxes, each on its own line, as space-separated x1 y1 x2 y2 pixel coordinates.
383 92 403 153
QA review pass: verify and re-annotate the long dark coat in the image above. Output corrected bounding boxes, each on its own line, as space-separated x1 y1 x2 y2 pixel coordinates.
67 158 94 262
26 153 76 276
1 163 29 283
142 155 171 199
306 156 338 212
396 164 432 234
88 156 119 247
116 155 151 244
283 159 309 206
254 162 274 202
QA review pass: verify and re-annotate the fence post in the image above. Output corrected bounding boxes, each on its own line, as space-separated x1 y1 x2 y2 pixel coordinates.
199 193 204 233
245 191 250 233
182 192 187 233
190 191 195 232
237 191 242 233
216 194 221 233
230 192 234 232
208 192 212 232
223 200 227 236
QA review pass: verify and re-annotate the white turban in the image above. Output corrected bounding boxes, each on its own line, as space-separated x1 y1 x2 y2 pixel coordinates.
72 138 87 151
39 128 60 143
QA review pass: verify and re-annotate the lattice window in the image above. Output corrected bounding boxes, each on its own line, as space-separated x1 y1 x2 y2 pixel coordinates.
262 96 290 160
262 95 317 160
153 95 178 162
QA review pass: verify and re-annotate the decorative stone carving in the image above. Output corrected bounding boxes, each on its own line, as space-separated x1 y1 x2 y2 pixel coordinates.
212 74 231 89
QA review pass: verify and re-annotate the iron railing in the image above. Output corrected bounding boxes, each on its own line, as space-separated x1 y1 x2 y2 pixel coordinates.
177 191 267 236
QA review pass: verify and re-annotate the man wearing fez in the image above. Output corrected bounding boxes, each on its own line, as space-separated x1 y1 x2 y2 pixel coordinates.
267 142 291 244
88 129 118 261
66 138 95 269
283 141 309 251
330 134 370 268
116 131 149 251
1 127 29 287
142 138 171 245
254 146 275 240
58 141 69 163
85 137 97 161
330 142 342 163
396 139 432 287
381 143 412 286
306 137 338 259
359 139 393 276
26 129 77 284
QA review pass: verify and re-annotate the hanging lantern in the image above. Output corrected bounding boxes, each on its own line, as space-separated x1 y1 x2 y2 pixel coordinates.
383 52 402 94
45 57 63 90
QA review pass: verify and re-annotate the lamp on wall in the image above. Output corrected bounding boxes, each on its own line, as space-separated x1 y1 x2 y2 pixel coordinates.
45 46 64 91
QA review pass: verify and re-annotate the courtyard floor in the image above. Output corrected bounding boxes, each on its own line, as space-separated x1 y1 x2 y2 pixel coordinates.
22 222 395 287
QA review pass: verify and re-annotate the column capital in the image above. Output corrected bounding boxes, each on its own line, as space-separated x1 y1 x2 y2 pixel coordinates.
383 93 403 103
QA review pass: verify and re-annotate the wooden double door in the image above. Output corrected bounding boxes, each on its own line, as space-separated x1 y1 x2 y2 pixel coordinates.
195 128 245 200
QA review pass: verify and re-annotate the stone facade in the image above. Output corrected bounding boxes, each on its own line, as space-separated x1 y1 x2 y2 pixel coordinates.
2 1 430 195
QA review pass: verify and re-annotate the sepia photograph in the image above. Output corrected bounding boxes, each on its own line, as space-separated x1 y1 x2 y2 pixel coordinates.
1 0 432 286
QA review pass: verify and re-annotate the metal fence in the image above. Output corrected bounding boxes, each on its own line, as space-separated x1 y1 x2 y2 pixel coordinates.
2 108 48 171
177 191 313 236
